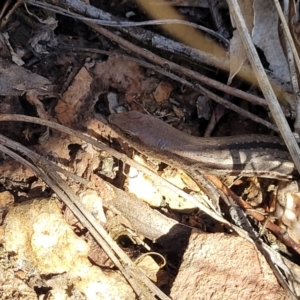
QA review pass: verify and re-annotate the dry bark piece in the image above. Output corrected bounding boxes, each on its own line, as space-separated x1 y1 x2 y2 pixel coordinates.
153 81 173 103
55 66 93 126
91 172 191 251
228 0 253 84
0 59 52 96
92 56 145 103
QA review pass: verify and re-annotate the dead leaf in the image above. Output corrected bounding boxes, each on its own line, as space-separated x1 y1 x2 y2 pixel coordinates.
253 0 290 83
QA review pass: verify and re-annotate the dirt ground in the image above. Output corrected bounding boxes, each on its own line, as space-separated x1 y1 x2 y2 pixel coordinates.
0 1 300 299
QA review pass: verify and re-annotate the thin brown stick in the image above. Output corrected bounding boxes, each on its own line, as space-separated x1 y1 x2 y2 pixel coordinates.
86 23 270 108
26 0 292 108
51 43 280 132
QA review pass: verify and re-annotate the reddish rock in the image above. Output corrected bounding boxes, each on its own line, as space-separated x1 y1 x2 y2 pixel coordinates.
171 230 288 300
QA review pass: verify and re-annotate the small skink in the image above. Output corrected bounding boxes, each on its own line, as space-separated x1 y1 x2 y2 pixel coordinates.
109 111 296 179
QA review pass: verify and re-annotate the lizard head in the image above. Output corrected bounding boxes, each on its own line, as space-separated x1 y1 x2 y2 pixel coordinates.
109 111 172 149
